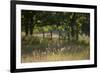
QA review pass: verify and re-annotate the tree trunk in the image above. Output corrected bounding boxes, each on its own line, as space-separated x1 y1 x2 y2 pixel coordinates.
70 13 76 40
25 22 28 36
29 19 33 35
50 31 52 40
71 25 74 38
43 31 45 39
59 30 60 40
76 25 79 41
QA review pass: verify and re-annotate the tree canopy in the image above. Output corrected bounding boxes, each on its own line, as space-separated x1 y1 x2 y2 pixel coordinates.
21 10 90 41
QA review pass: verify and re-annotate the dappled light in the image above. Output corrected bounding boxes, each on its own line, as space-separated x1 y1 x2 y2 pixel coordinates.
21 10 90 63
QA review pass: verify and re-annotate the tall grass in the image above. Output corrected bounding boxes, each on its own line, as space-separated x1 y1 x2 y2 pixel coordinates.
21 34 90 63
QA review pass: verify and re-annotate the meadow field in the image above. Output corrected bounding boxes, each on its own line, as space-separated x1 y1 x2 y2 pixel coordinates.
21 10 90 63
21 32 90 63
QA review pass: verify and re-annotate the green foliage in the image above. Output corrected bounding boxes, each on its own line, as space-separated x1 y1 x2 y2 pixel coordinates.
31 37 40 45
21 10 90 63
21 10 90 41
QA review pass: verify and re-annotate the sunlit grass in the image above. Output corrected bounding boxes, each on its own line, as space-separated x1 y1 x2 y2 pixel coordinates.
21 48 90 63
21 33 90 63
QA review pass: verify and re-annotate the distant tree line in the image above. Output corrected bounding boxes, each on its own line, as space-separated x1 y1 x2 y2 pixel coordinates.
21 10 90 41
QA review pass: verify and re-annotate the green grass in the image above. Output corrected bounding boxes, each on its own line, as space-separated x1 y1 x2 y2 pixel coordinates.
21 34 90 63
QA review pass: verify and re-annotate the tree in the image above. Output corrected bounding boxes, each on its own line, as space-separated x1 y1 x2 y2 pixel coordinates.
21 10 90 42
